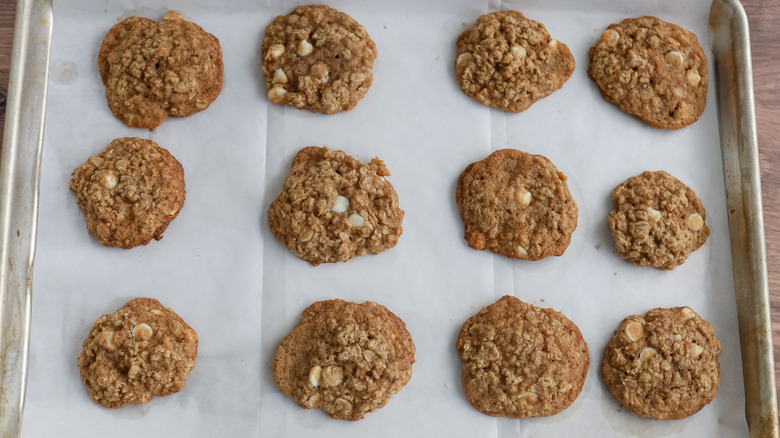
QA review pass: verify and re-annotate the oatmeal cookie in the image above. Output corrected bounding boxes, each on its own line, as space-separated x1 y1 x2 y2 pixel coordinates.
455 11 575 112
70 137 186 249
456 149 577 260
267 146 403 266
78 298 198 408
602 306 722 419
261 5 377 114
588 16 708 129
457 295 589 418
608 170 709 269
98 11 223 130
273 299 415 421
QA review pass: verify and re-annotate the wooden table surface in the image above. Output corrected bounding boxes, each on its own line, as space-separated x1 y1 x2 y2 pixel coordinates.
0 0 777 424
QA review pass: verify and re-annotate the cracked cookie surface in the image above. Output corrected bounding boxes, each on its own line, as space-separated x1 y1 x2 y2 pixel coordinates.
273 299 415 421
608 170 709 270
455 11 574 113
70 137 186 249
267 146 403 266
98 11 223 130
78 298 198 408
456 149 577 260
602 307 722 419
457 295 589 418
588 16 708 129
261 5 377 114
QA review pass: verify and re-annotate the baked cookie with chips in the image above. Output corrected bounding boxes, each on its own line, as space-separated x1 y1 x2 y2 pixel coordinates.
608 170 709 270
267 146 404 266
78 298 198 408
588 16 708 129
455 11 575 113
261 5 377 114
456 149 578 260
457 295 589 418
602 306 722 419
273 299 415 421
70 137 186 249
99 11 223 130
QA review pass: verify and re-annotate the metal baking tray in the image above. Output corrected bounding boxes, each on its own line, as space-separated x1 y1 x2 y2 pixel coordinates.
0 0 776 437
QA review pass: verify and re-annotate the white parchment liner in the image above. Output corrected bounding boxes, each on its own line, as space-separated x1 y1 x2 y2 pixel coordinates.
23 0 748 436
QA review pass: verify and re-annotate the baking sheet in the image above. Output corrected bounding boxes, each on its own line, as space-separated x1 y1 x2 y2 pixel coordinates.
19 0 750 436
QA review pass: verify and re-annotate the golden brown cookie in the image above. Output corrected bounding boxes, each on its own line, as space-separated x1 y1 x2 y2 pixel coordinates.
261 5 377 114
456 296 589 418
78 298 198 408
455 11 575 113
273 299 415 421
588 16 708 129
608 170 709 270
602 306 722 419
98 11 223 130
70 137 186 249
267 146 403 266
456 149 577 260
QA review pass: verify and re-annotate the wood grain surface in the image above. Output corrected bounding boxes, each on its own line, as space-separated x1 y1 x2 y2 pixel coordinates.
0 0 777 423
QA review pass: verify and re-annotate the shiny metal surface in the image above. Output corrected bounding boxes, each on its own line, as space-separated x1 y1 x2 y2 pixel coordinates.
710 0 779 436
0 0 51 436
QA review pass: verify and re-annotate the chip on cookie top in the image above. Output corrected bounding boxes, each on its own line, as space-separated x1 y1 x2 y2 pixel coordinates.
588 16 708 129
608 170 709 270
78 298 198 408
456 149 578 260
267 146 404 266
457 295 590 418
98 11 223 130
261 5 377 114
455 10 575 113
69 137 186 249
602 306 722 420
273 299 415 421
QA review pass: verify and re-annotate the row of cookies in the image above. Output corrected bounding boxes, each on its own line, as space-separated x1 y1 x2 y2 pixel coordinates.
98 6 708 131
69 140 710 270
78 295 722 422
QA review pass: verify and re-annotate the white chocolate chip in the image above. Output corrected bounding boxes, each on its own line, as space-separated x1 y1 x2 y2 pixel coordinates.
602 29 620 47
691 343 704 356
297 39 313 56
517 246 528 258
517 392 538 402
299 229 313 242
321 366 343 387
681 307 696 319
272 68 288 85
665 50 684 67
688 213 704 231
516 187 532 206
268 86 286 104
309 365 322 387
457 52 474 65
559 383 573 393
131 323 153 341
101 173 118 190
646 207 662 222
640 347 657 361
686 69 702 86
624 321 643 342
673 333 683 342
548 39 558 49
332 195 349 213
511 45 527 59
267 44 285 60
348 213 364 227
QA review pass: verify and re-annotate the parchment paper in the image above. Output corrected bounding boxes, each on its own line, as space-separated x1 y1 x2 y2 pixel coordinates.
22 0 749 436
